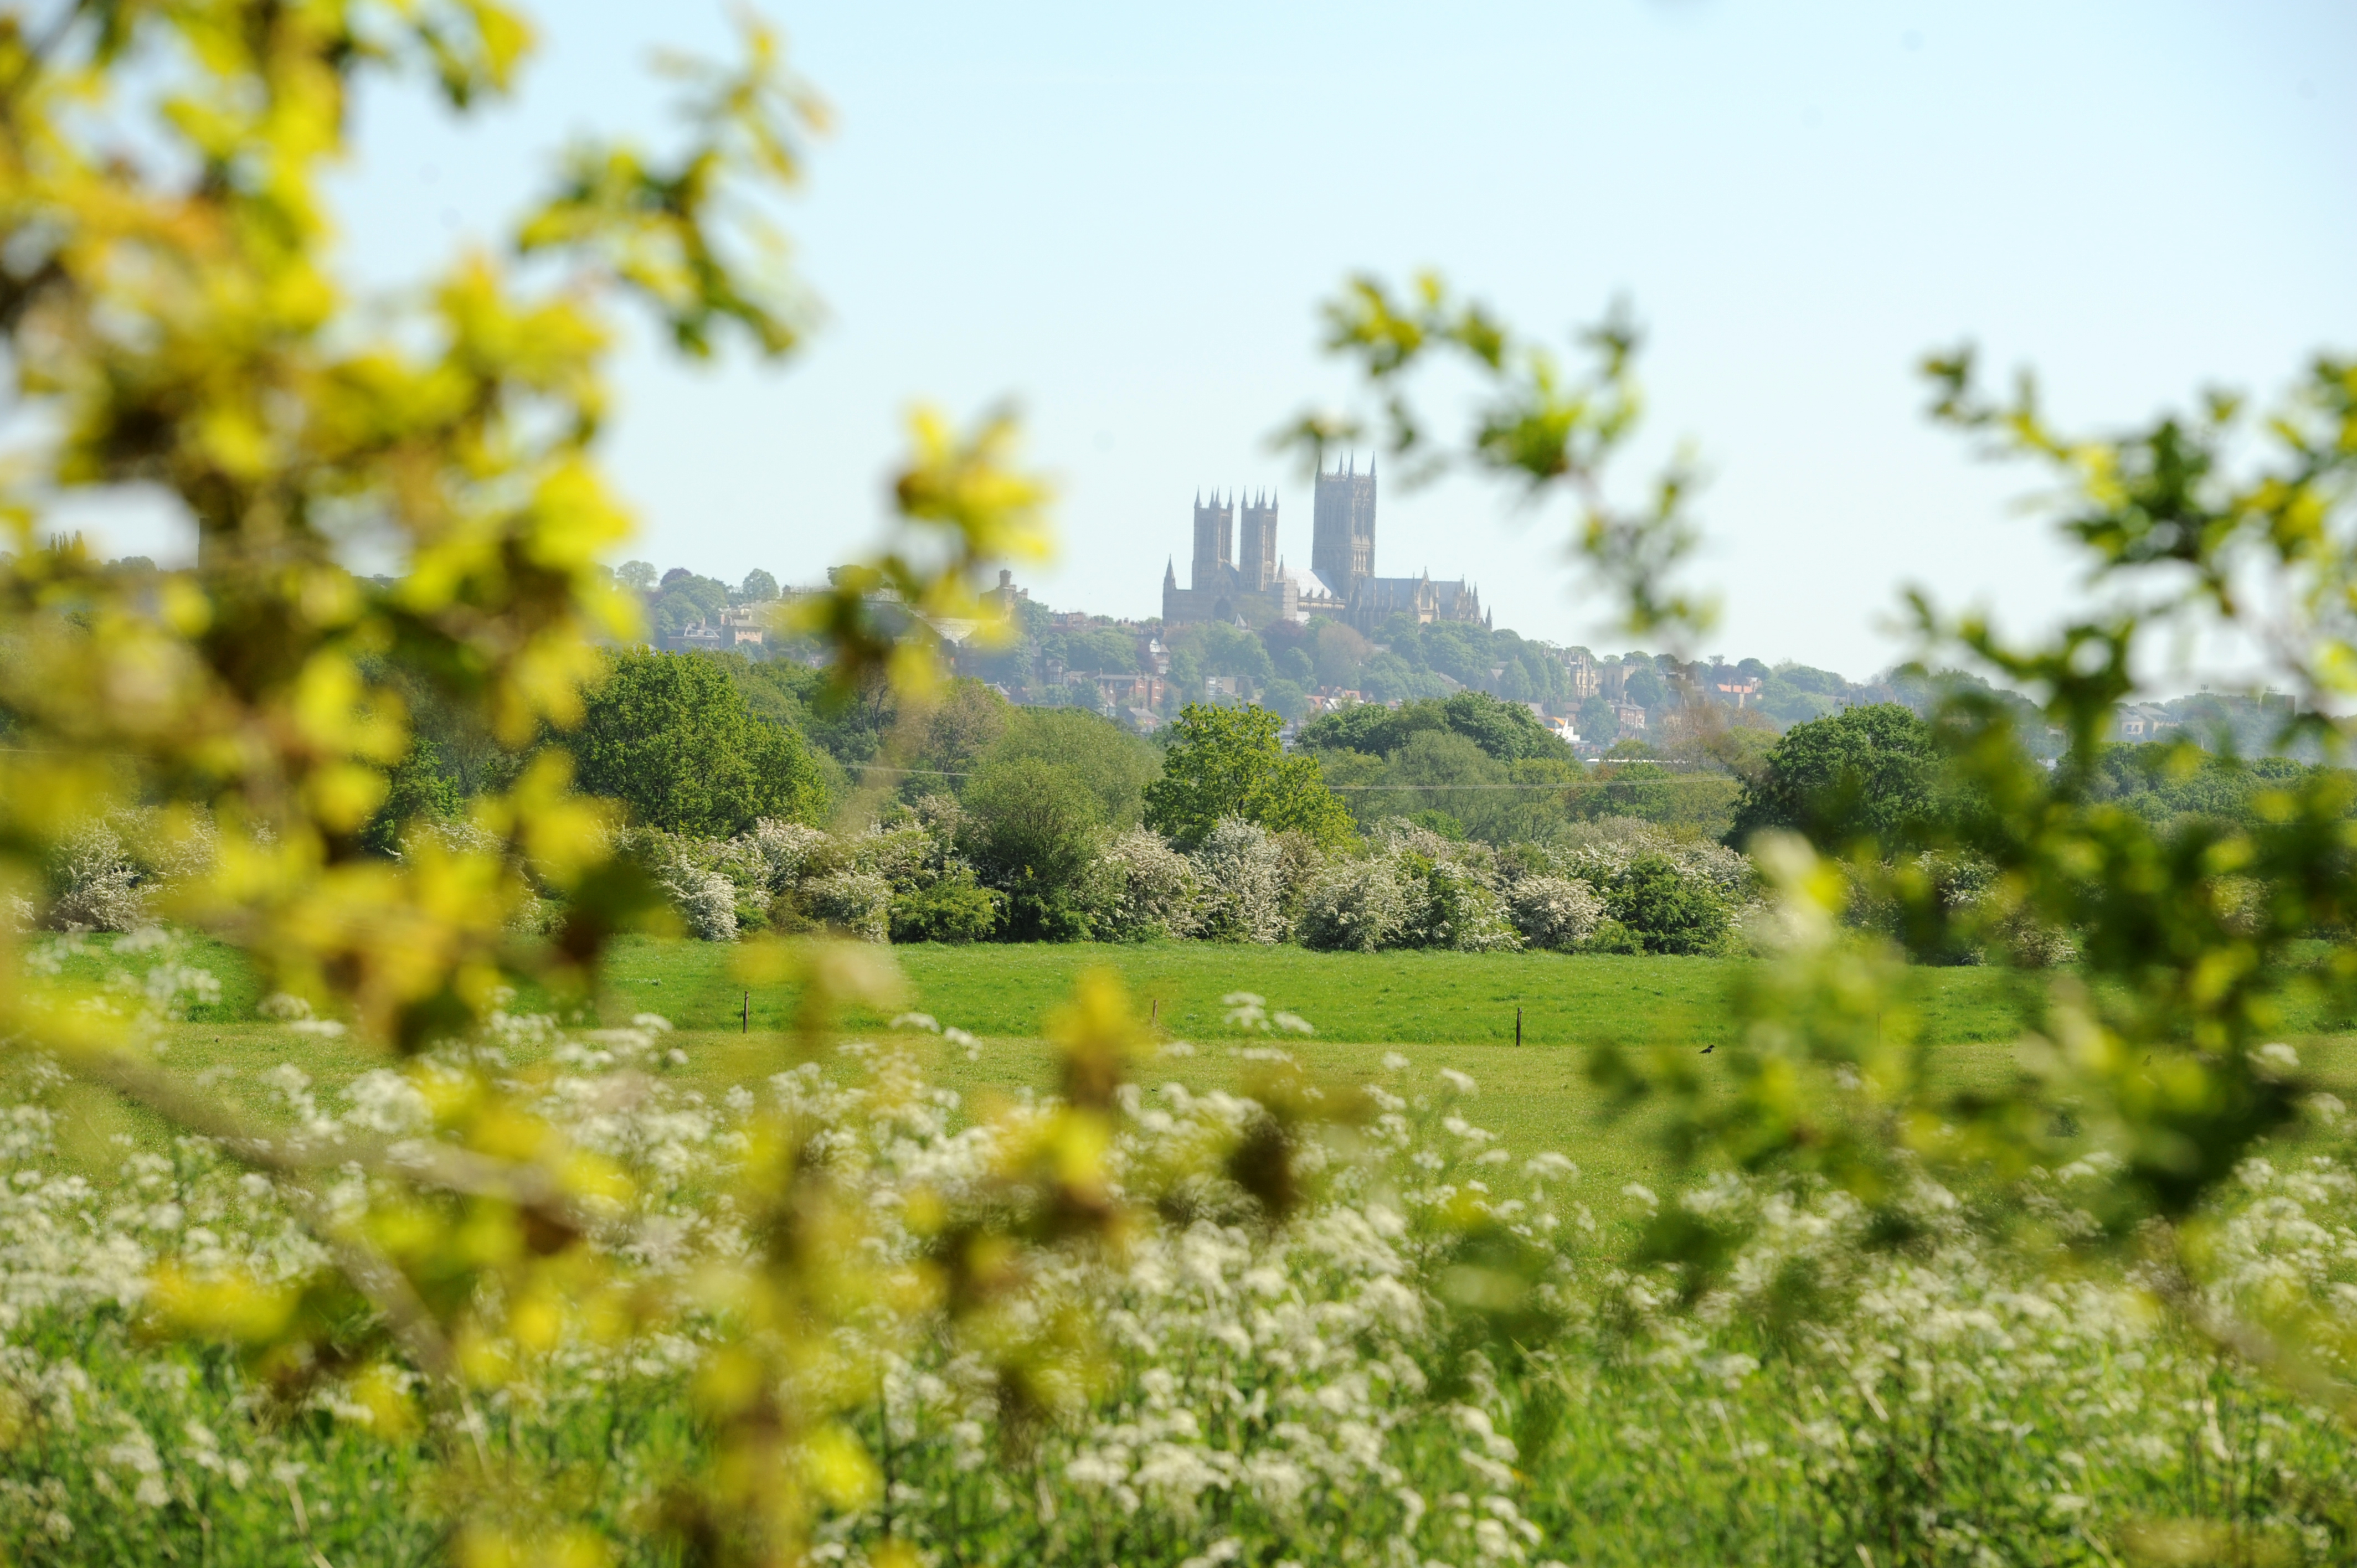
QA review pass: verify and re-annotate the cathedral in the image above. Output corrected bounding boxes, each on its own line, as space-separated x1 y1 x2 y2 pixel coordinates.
1160 455 1487 633
1159 490 1298 628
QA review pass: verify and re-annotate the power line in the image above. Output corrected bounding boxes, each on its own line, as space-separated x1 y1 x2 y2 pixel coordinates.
1329 780 1736 792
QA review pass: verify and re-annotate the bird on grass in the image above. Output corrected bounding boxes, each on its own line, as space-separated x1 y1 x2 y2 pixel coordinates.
1699 1043 1715 1054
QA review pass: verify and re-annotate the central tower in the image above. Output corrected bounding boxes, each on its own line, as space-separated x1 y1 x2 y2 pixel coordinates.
1310 453 1376 597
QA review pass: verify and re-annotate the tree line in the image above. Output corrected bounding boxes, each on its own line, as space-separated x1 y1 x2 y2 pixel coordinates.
61 647 2286 966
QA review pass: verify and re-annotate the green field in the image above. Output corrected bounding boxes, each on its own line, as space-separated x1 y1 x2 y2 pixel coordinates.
58 933 2357 1200
22 935 2357 1565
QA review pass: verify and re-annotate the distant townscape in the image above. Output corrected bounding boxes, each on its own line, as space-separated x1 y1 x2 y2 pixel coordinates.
609 469 2297 760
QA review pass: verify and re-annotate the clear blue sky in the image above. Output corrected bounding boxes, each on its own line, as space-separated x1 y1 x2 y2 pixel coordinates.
140 3 2357 678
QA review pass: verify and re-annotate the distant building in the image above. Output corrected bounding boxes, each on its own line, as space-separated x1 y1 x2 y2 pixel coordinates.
984 569 1029 620
1307 453 1486 635
1563 648 1602 700
2116 704 2181 741
1612 700 1648 732
1159 458 1486 633
1161 491 1301 627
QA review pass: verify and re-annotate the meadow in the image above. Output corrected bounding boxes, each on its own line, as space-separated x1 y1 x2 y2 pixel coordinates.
7 933 2357 1566
55 932 2357 1199
68 933 2081 1179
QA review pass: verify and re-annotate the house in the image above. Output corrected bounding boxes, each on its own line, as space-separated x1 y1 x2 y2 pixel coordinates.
1713 675 1761 707
718 605 768 649
1308 687 1365 713
1545 715 1579 745
1089 671 1166 710
2116 704 2180 741
1561 648 1602 700
1612 701 1648 731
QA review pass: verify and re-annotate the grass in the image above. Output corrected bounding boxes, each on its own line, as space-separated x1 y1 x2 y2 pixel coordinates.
18 933 2357 1565
47 932 2357 1203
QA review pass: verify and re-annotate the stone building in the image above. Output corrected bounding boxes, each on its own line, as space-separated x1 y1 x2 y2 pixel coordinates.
1308 454 1486 635
1160 458 1487 634
1161 491 1300 627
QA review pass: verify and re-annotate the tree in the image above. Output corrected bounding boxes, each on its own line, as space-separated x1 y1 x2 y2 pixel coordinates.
1620 662 1668 709
1727 703 1940 852
1143 703 1355 851
618 560 660 594
987 705 1158 826
902 677 1010 793
572 651 827 836
357 737 461 858
1297 690 1570 765
961 757 1106 940
739 568 780 602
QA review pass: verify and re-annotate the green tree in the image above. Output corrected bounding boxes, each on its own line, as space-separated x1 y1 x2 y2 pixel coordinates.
739 568 780 602
986 705 1157 826
573 651 827 836
1297 690 1570 765
961 758 1106 940
1727 703 1939 851
899 678 1010 795
357 737 461 858
1143 703 1355 851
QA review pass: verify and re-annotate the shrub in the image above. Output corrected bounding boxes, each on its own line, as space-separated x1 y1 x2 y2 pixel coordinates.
853 824 939 892
804 869 892 943
663 864 739 942
1295 857 1409 952
1403 858 1522 952
1096 828 1200 941
743 819 829 893
1601 852 1730 955
1506 874 1604 951
45 819 149 932
888 870 1002 943
964 759 1109 942
1190 818 1287 944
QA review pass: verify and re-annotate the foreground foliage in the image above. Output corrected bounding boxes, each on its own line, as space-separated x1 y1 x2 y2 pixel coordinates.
4 2 2357 1563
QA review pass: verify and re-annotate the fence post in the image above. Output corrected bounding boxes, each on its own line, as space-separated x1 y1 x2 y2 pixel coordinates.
1516 1006 1522 1048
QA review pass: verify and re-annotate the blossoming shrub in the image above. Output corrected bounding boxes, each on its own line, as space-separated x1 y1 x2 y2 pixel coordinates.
1502 874 1603 951
1098 827 1202 941
1189 819 1289 944
1296 857 1411 952
803 869 892 943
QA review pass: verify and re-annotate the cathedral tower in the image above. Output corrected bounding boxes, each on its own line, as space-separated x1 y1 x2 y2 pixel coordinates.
1310 453 1376 596
1238 490 1279 592
1190 491 1234 592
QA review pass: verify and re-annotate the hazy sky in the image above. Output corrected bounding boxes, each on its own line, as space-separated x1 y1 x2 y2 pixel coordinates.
112 2 2357 678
